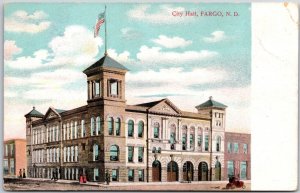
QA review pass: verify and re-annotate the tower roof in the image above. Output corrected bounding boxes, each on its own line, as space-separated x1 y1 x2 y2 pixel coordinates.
24 106 44 118
196 96 227 109
83 55 128 74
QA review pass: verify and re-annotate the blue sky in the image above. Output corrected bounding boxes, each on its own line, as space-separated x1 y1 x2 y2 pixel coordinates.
4 3 251 139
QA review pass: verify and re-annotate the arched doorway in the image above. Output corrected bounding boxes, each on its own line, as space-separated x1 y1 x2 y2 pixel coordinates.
215 161 221 180
198 162 208 181
183 161 194 181
167 161 178 181
152 160 161 182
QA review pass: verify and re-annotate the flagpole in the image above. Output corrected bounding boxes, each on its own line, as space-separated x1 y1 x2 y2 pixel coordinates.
104 5 107 56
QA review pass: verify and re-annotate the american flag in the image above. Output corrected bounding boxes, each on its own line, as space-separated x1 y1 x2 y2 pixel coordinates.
94 12 105 38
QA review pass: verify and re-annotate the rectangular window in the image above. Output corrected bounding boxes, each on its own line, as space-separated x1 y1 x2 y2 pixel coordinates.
227 161 234 178
234 143 239 153
170 133 175 144
9 158 14 174
128 169 134 181
128 146 134 162
112 169 118 181
154 127 159 138
81 120 86 137
95 81 100 97
243 144 248 154
3 159 9 175
240 161 247 179
109 79 118 96
138 147 143 162
227 142 232 153
10 144 14 156
182 134 187 150
205 135 209 151
138 170 144 181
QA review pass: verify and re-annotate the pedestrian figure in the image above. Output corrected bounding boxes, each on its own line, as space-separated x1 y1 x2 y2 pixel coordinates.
23 168 26 178
105 170 110 185
19 169 22 178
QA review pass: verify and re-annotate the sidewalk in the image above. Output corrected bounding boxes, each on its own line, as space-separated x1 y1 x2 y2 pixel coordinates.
5 177 251 187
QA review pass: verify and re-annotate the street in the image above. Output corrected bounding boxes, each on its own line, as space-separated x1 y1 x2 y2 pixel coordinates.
3 178 251 191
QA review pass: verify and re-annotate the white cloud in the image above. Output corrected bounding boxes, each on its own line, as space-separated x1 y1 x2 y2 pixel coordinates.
136 46 218 65
128 5 194 24
5 10 51 33
127 67 228 87
152 35 192 48
48 25 103 67
5 69 85 89
5 25 103 69
107 49 131 64
5 49 49 69
4 40 22 60
203 31 226 43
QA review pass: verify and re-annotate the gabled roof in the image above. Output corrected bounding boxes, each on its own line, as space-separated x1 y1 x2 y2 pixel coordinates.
43 107 65 120
196 96 227 109
24 107 44 118
135 98 182 115
83 55 128 74
135 99 165 108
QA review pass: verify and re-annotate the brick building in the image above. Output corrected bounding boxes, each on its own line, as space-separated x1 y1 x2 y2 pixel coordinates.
224 132 251 180
25 54 248 183
3 139 27 177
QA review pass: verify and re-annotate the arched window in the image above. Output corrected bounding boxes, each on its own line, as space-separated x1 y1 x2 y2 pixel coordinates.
71 146 74 162
96 116 101 135
152 147 156 153
153 123 160 138
115 118 121 136
108 117 114 135
75 146 78 162
81 120 86 137
190 134 194 149
93 144 99 161
91 117 95 136
216 136 221 152
128 120 134 137
157 147 161 153
110 145 119 161
182 133 187 150
138 121 144 138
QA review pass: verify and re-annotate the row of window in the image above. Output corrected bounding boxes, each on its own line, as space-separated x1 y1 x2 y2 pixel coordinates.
128 146 144 163
63 146 79 162
227 142 248 154
4 144 14 157
106 169 144 182
32 148 60 163
227 161 248 179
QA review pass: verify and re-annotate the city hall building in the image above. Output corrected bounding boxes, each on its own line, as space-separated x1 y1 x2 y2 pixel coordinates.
25 54 232 183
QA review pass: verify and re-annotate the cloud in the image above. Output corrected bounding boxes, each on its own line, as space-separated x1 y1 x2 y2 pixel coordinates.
107 49 131 64
5 10 51 33
127 67 228 89
4 40 22 60
5 49 49 69
5 69 85 89
152 35 192 48
121 27 142 40
136 46 218 65
128 5 194 24
203 31 226 43
5 25 103 69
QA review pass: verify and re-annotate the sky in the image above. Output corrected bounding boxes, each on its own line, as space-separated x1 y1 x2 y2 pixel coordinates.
4 3 251 140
